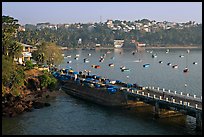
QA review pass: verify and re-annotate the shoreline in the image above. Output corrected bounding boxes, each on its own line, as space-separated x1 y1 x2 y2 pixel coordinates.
62 45 202 50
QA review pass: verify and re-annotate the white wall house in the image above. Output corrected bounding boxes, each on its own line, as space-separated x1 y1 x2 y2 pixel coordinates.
15 43 33 64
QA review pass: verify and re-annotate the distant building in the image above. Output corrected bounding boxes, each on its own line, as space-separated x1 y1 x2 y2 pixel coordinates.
107 20 114 28
114 40 124 48
18 26 25 32
95 44 101 47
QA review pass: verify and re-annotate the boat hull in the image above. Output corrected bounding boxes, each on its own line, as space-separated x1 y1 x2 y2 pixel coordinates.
61 80 128 107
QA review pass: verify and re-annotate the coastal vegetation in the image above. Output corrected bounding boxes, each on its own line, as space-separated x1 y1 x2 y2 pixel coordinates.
2 15 62 117
17 19 202 48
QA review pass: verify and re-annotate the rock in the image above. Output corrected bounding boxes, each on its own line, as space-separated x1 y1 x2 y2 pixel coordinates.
44 102 51 107
15 104 24 113
33 101 45 109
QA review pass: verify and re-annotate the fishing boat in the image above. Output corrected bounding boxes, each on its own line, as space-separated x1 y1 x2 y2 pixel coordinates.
99 58 104 62
133 59 142 63
167 62 172 66
183 67 189 73
109 63 114 67
166 49 169 53
120 66 126 70
152 54 157 58
84 58 90 63
121 68 130 72
172 64 178 68
143 64 150 68
193 62 198 65
95 65 101 69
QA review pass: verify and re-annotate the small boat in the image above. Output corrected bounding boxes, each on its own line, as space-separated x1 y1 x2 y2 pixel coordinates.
99 58 104 62
91 65 96 68
159 61 163 63
84 58 90 63
120 66 126 70
150 51 153 53
167 62 171 66
67 61 72 64
193 62 198 65
172 64 178 68
143 64 150 68
166 49 169 53
61 54 65 56
74 57 79 60
121 68 130 72
107 51 111 54
183 67 189 73
88 53 91 56
133 59 142 62
132 52 135 55
187 49 190 53
109 63 114 67
76 54 80 57
179 55 184 58
67 55 71 58
152 54 157 58
95 65 101 69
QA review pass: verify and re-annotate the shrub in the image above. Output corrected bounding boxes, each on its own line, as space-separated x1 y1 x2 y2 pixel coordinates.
25 60 34 70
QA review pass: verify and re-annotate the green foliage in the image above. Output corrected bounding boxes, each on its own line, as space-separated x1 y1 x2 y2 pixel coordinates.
2 56 14 86
17 21 202 47
2 15 20 56
32 42 63 65
25 60 34 70
38 73 57 91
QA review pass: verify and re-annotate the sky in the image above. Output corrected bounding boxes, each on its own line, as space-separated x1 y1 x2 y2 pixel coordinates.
2 2 202 25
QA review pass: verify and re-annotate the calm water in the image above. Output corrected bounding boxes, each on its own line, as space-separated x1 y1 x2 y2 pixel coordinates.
2 48 202 135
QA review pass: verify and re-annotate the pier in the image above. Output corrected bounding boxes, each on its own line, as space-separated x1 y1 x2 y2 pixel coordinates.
122 86 202 130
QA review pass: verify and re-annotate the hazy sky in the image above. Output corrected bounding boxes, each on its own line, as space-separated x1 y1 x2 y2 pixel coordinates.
2 2 202 25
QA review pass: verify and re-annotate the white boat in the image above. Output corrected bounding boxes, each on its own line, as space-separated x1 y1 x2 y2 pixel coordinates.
75 57 79 60
88 53 91 56
120 66 126 70
159 61 163 63
67 61 72 64
76 54 80 57
67 55 71 58
183 67 189 73
152 54 157 58
179 55 184 58
172 64 178 68
166 49 169 53
109 63 114 67
133 59 142 62
167 62 172 66
193 62 198 65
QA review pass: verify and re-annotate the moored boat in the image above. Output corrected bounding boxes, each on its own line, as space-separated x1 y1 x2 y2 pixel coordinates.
183 67 189 73
172 64 178 68
143 64 150 68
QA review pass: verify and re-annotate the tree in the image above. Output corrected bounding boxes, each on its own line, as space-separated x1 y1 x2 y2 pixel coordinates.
32 42 63 66
2 15 20 56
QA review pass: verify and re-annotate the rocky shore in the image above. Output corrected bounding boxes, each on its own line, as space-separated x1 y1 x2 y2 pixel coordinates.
2 89 62 117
